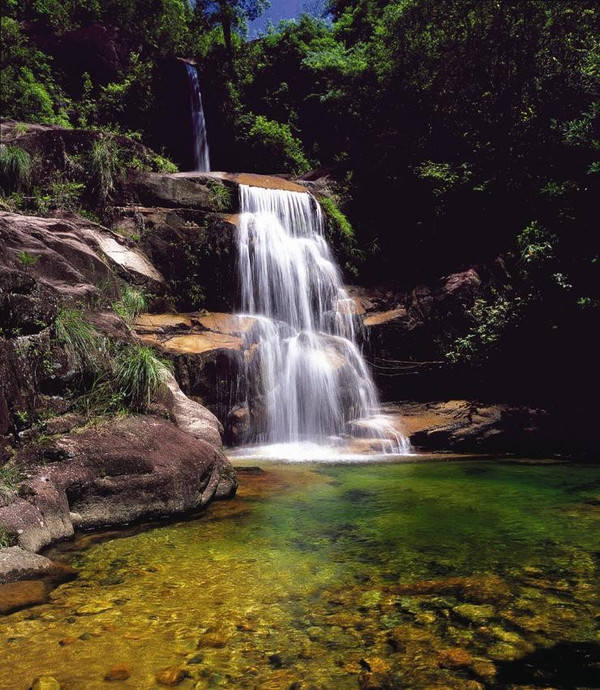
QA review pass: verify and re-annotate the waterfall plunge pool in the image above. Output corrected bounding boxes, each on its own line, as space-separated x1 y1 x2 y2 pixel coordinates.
1 458 599 689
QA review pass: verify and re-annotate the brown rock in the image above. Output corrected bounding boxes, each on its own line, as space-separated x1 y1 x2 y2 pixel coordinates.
438 647 473 668
156 667 188 686
0 546 76 585
104 664 131 681
358 657 394 690
0 579 49 614
199 631 230 648
214 171 307 193
471 660 497 681
0 415 236 553
0 212 150 301
388 574 511 603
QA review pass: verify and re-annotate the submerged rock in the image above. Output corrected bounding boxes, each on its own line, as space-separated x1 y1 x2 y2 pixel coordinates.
388 575 511 604
453 603 495 624
30 678 61 690
104 664 131 681
0 580 49 615
155 666 188 686
437 647 473 668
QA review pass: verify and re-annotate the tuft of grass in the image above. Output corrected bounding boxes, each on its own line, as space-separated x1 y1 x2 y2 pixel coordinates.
207 181 234 212
0 527 14 549
114 344 171 412
53 307 104 369
0 464 21 490
112 285 147 322
17 250 39 266
89 137 120 205
0 145 32 193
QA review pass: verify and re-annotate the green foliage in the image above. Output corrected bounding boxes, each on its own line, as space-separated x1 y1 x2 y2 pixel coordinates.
0 146 32 193
318 194 362 276
17 250 39 266
446 294 526 366
97 53 153 129
114 344 171 412
112 285 147 322
152 154 178 173
88 137 120 205
53 307 104 369
0 18 70 125
517 221 557 266
415 161 472 196
319 195 354 242
49 180 85 211
0 464 22 491
207 181 234 211
0 527 15 549
238 114 310 175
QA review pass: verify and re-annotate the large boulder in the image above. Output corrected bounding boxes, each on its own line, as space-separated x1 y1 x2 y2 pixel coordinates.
0 415 237 553
0 212 164 302
124 172 236 210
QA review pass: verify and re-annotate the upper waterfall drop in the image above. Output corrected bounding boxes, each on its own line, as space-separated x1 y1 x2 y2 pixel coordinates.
185 63 210 172
236 184 410 456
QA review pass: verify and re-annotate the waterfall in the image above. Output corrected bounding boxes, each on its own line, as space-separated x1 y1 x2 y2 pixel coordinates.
185 63 210 172
236 185 410 455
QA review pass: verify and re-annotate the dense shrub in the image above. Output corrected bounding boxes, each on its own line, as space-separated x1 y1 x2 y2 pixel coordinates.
0 17 70 125
237 114 310 175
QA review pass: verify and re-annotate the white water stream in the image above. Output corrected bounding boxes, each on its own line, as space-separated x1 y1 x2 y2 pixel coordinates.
234 185 410 460
185 63 210 172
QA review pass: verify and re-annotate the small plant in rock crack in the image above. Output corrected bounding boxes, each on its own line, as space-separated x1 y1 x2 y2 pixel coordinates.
0 464 22 490
112 285 147 322
17 250 39 266
53 307 106 370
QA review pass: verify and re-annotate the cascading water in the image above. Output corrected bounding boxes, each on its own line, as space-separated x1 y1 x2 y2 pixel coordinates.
236 184 410 457
185 63 210 172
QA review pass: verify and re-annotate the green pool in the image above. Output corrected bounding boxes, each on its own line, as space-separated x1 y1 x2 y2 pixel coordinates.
1 459 599 689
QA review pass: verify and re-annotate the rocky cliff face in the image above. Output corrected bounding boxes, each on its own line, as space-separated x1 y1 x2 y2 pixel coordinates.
0 152 247 584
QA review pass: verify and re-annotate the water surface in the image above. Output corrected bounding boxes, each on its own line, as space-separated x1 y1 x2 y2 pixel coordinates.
1 459 599 689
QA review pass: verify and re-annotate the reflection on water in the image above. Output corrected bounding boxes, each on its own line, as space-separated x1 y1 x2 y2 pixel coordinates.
1 460 599 689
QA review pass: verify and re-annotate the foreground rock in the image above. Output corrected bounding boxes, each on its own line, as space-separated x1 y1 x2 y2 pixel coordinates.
0 415 237 554
0 546 75 585
0 547 77 614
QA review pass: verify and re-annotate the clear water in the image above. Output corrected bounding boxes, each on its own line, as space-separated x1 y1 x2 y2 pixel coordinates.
185 63 210 172
237 185 409 453
1 459 598 689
